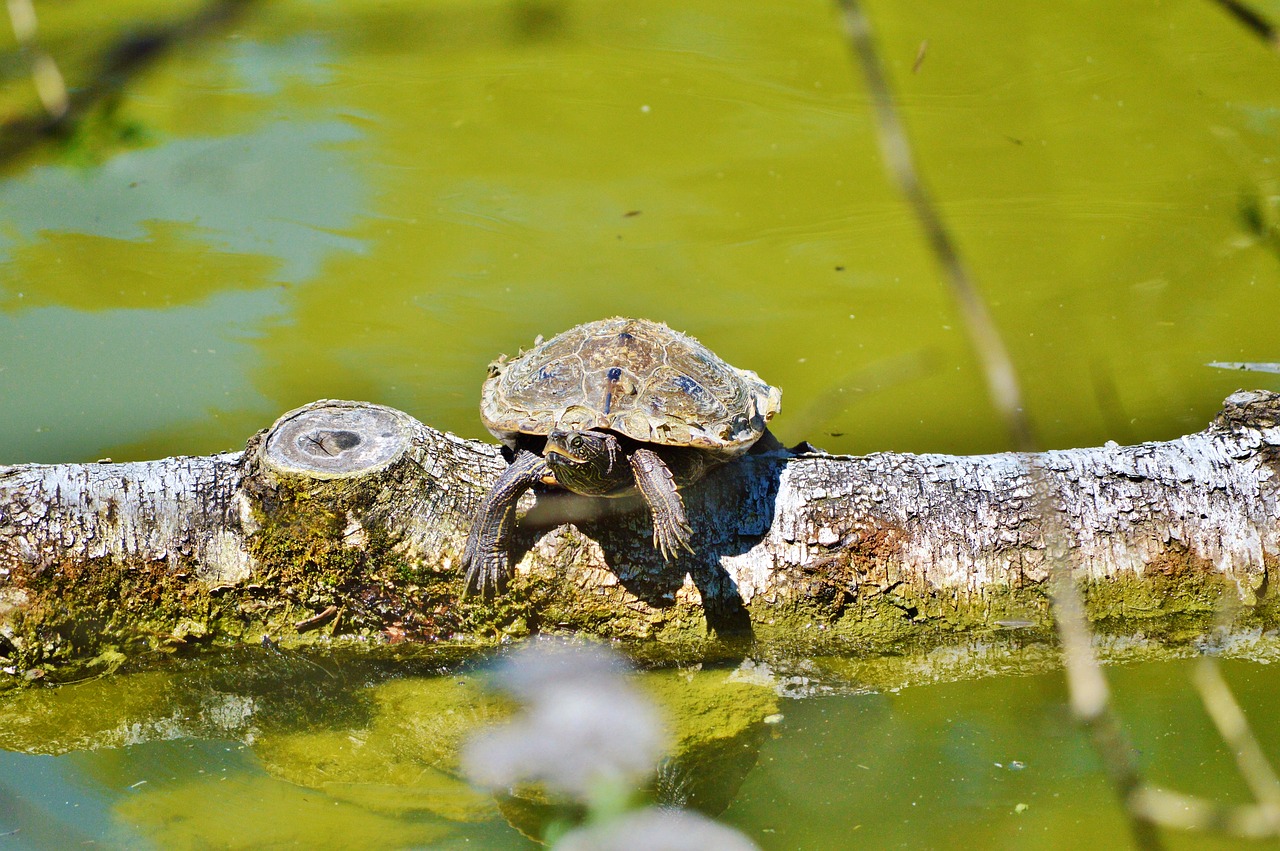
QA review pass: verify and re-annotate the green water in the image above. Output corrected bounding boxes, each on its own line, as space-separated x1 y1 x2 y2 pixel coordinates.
2 0 1279 465
2 645 1280 849
725 656 1277 851
3 0 1280 847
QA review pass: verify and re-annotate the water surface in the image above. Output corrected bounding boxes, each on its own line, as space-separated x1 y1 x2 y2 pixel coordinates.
3 0 1280 847
2 0 1277 464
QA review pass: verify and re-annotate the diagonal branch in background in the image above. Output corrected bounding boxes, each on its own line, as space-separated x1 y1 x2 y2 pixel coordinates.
834 0 1033 453
6 0 68 118
832 2 1180 847
1046 526 1165 849
1182 594 1280 828
835 0 1280 843
0 0 260 167
1192 658 1280 814
1206 0 1280 51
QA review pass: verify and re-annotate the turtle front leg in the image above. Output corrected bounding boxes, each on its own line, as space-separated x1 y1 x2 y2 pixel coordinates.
462 449 550 596
629 448 694 560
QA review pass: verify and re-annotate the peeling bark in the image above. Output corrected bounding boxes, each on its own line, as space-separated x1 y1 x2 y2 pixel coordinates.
1 392 1279 676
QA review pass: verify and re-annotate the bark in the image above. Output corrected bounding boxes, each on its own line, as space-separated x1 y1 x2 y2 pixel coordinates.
2 391 1279 677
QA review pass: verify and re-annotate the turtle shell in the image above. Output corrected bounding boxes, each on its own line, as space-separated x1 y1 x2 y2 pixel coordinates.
480 317 781 460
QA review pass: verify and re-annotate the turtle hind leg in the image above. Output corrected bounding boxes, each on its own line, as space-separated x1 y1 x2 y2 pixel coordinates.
462 449 549 596
629 447 694 560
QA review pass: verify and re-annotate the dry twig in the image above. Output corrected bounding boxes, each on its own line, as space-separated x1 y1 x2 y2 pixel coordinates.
1206 0 1280 50
835 0 1280 841
1192 659 1280 813
5 0 68 118
0 0 259 166
831 2 1189 847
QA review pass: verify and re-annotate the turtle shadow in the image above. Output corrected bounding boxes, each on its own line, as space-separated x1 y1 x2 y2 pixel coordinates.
517 442 786 639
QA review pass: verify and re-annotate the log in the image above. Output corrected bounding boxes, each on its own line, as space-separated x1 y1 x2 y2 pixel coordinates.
2 391 1279 681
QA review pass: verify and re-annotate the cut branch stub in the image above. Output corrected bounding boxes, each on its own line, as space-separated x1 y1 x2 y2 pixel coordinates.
242 401 432 634
261 400 415 480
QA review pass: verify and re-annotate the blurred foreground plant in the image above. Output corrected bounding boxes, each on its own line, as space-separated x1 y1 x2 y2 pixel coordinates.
462 639 758 850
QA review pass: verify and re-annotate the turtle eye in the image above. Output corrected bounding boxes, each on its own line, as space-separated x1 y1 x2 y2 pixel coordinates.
569 434 584 450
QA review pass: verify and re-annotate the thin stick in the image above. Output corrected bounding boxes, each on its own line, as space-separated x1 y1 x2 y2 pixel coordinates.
1129 786 1280 837
1205 0 1280 50
1192 658 1280 811
1045 538 1165 848
833 0 1034 453
6 0 69 118
0 0 259 167
833 3 1164 847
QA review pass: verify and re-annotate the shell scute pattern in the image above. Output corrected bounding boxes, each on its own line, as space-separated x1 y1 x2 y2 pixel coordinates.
525 358 579 407
647 367 726 420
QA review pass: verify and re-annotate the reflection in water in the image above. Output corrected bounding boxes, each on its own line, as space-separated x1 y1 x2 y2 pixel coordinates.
224 34 334 96
722 655 1280 849
117 769 455 850
0 643 779 848
0 750 119 849
2 643 1280 848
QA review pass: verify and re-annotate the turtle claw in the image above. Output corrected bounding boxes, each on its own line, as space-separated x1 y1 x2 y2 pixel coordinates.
462 538 509 598
461 524 511 598
653 517 695 562
466 556 509 598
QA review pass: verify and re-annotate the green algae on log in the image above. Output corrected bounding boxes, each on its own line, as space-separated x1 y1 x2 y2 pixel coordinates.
2 392 1280 679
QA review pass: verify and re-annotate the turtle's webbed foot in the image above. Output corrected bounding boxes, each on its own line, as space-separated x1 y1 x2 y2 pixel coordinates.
653 515 695 562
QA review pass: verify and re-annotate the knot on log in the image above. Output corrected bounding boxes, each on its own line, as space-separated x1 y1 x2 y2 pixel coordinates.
261 400 415 480
1213 391 1280 432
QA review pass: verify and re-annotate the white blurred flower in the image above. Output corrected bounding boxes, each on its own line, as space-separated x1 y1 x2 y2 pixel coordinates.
494 638 631 701
462 640 666 801
553 807 760 851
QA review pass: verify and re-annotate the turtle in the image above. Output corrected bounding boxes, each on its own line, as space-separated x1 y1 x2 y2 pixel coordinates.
461 316 782 596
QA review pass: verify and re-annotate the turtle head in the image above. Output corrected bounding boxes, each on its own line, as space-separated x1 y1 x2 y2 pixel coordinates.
544 429 630 496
